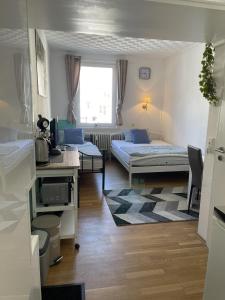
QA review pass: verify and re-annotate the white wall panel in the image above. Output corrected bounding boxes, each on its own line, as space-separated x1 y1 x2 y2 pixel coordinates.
162 44 209 152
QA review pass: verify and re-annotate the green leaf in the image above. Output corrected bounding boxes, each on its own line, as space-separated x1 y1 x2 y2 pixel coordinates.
199 42 219 105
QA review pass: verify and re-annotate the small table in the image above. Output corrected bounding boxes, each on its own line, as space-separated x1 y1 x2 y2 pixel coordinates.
31 150 80 246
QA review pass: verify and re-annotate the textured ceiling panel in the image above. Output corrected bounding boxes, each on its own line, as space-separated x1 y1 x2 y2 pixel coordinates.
45 30 199 57
0 29 28 48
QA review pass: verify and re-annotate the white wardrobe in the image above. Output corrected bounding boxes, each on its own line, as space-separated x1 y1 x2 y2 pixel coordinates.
0 0 41 298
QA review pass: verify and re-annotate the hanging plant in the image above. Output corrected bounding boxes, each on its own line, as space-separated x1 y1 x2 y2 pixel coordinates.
199 43 219 106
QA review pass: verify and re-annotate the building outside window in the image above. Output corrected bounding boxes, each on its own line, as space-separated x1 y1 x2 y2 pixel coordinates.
79 65 115 127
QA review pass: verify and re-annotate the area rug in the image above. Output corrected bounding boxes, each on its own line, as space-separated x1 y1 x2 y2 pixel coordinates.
104 187 198 226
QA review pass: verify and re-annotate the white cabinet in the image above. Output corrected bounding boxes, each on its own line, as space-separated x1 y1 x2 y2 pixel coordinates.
0 141 41 300
0 0 41 298
204 213 225 300
31 150 80 242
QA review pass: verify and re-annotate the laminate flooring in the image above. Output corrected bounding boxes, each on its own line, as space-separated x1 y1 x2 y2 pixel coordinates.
47 160 208 300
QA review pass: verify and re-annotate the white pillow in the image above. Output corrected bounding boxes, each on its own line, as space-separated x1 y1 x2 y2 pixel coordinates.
123 129 132 142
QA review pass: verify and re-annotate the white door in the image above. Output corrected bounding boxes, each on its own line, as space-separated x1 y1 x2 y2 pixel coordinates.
208 43 225 209
203 43 225 299
204 216 225 300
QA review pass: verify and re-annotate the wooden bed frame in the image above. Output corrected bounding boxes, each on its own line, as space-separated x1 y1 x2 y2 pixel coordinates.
111 147 189 187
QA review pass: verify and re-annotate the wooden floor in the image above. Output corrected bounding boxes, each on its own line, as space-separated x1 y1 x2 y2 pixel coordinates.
47 160 208 300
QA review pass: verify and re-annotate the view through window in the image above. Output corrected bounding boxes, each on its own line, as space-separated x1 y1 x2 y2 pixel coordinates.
79 66 113 125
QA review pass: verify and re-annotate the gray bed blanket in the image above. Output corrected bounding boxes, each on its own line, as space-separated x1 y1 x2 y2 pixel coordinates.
120 145 187 157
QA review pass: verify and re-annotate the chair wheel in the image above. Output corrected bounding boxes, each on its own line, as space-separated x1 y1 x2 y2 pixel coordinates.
75 243 80 250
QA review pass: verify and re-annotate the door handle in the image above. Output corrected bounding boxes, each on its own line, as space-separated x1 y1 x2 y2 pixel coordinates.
218 155 223 161
215 147 225 154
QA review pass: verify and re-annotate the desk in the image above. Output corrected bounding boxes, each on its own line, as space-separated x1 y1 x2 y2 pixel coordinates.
32 150 80 244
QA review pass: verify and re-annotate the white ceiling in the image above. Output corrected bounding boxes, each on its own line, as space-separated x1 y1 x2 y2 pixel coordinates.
0 29 28 48
29 0 225 43
45 30 198 57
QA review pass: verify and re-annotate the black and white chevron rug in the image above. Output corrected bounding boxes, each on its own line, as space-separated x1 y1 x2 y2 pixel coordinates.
104 187 198 226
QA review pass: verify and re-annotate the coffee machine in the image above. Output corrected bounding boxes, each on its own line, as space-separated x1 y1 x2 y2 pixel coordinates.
35 115 50 165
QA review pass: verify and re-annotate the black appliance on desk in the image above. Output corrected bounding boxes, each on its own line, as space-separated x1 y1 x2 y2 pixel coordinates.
35 116 61 165
49 117 61 156
35 115 50 165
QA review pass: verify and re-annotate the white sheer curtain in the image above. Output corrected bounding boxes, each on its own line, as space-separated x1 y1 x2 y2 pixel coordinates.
14 53 31 124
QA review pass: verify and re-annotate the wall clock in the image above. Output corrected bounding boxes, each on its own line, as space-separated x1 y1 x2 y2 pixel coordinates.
139 67 151 80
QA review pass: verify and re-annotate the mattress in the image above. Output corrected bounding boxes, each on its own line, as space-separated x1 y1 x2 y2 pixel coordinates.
66 142 103 170
0 139 34 175
111 140 189 167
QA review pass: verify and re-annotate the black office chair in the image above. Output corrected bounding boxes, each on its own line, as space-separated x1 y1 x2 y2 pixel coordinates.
187 145 203 213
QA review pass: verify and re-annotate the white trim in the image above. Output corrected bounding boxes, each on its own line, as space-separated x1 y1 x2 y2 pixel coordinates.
81 59 116 67
148 0 225 10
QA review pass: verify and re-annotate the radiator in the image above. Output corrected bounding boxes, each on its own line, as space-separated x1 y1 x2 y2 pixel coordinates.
85 132 124 157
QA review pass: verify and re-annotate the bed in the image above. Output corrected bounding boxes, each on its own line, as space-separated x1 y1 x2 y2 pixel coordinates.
111 139 189 187
65 142 103 169
62 142 105 190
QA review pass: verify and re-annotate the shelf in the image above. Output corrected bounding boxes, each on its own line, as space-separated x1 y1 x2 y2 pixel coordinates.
60 210 75 239
35 202 75 213
32 156 78 242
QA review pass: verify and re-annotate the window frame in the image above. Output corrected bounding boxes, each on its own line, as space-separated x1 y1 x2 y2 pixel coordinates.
76 61 117 128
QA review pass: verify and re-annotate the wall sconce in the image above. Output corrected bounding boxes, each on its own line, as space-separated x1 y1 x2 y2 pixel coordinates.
142 96 151 111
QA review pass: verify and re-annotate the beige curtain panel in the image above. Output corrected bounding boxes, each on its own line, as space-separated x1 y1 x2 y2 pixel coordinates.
65 55 81 124
116 59 128 126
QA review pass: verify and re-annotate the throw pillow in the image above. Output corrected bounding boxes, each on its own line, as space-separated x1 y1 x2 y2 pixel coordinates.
123 129 132 142
130 129 151 144
64 128 84 144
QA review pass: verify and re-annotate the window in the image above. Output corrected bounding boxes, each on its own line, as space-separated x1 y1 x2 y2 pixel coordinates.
79 65 114 126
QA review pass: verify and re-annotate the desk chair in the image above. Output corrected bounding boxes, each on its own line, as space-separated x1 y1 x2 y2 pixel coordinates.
187 145 203 213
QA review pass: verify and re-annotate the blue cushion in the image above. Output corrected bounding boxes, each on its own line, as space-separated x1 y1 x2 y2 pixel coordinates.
123 130 132 142
64 128 84 144
130 129 151 144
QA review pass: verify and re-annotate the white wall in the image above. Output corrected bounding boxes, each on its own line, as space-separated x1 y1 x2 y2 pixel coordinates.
49 49 165 134
0 46 21 128
29 29 51 123
49 49 68 119
162 44 209 152
122 56 164 135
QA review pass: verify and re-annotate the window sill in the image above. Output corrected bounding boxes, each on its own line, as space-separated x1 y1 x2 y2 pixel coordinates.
82 127 121 132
